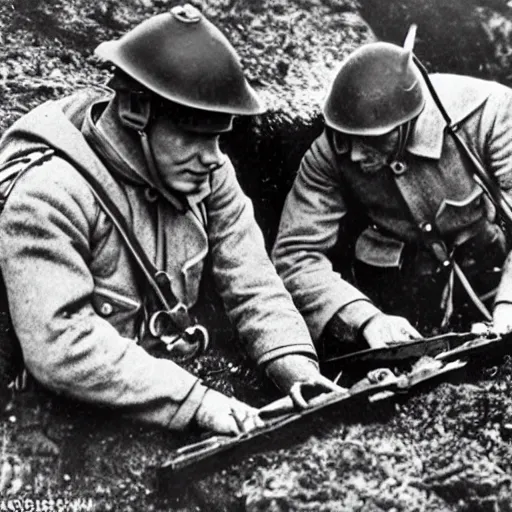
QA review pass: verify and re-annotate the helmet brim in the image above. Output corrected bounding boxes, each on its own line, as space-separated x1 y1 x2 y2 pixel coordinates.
95 40 266 117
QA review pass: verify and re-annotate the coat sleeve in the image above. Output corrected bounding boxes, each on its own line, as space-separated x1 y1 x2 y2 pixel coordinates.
0 157 207 430
271 133 375 342
205 158 317 366
479 84 512 306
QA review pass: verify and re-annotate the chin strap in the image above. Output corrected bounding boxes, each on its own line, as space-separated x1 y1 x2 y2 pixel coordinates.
117 89 189 211
117 89 152 132
111 89 210 359
388 120 412 175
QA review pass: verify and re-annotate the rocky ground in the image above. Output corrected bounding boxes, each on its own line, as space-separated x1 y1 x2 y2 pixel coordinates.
2 0 512 510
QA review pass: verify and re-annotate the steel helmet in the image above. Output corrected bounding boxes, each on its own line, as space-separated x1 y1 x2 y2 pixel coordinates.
95 4 265 116
323 41 425 136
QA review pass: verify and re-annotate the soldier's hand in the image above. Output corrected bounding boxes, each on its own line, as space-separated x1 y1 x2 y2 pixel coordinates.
194 389 264 436
492 303 512 334
362 313 421 348
265 354 345 395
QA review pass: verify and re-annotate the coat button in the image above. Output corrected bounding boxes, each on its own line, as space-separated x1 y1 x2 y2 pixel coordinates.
100 302 114 316
389 160 407 175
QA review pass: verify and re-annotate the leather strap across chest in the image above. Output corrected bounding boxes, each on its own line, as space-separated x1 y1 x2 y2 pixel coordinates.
389 156 492 324
0 147 209 357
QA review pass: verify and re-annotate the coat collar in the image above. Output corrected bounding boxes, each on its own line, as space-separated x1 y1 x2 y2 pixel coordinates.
333 73 493 161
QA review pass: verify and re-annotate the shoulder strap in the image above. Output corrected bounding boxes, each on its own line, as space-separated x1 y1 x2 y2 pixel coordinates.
52 148 209 354
0 148 174 312
53 148 177 313
0 150 55 211
0 147 208 356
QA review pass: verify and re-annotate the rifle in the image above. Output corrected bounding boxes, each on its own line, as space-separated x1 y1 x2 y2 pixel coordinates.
320 329 508 378
157 358 464 500
158 329 511 498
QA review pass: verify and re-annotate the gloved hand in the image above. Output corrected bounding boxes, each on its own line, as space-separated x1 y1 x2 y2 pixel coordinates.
265 354 345 395
361 313 421 348
492 302 512 334
194 389 264 436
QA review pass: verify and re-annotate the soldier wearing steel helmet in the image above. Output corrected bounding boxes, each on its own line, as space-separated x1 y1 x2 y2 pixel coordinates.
272 33 512 354
0 5 338 435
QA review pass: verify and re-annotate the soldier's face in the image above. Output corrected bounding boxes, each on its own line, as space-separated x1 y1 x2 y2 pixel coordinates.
351 129 400 173
149 118 226 194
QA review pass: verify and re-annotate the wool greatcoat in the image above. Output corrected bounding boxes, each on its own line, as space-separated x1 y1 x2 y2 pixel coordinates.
0 88 316 430
272 74 512 343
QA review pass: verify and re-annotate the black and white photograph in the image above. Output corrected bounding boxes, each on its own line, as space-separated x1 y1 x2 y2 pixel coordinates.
1 0 512 510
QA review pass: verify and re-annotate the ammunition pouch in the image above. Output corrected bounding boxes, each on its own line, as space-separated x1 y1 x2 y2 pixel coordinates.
355 226 406 269
352 219 507 328
354 219 506 278
453 220 506 301
455 220 506 273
